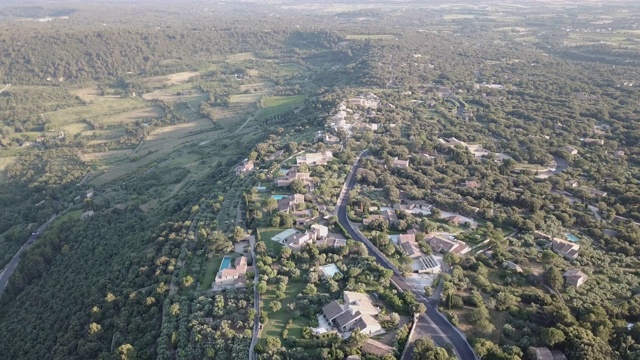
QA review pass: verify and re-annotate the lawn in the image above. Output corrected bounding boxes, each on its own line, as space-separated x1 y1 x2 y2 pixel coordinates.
258 227 285 253
260 282 306 344
201 254 224 288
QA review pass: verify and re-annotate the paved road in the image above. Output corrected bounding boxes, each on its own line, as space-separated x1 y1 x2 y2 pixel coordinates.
0 214 57 296
336 155 477 360
248 235 260 360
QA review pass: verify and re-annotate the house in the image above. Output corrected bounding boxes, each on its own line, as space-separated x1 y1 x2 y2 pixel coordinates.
311 224 329 238
284 231 315 249
563 269 588 287
398 233 421 258
278 194 305 213
362 339 394 357
235 160 254 176
363 209 398 226
214 256 250 288
296 151 334 166
315 237 347 248
267 150 284 161
552 239 580 260
86 188 95 198
426 235 471 255
583 138 604 145
580 186 607 198
560 146 578 155
465 180 481 189
614 150 625 158
566 180 579 188
418 255 441 274
534 347 567 360
274 168 311 187
346 356 362 360
320 291 382 336
392 157 409 168
503 261 523 273
323 133 341 144
447 215 468 226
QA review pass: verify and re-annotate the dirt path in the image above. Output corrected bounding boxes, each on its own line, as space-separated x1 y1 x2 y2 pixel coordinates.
233 110 260 134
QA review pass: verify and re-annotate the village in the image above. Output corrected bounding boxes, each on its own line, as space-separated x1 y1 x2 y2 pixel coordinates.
221 91 598 359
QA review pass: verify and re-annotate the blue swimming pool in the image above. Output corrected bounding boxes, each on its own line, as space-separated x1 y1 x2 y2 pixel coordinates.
271 195 287 200
220 256 232 270
566 233 580 242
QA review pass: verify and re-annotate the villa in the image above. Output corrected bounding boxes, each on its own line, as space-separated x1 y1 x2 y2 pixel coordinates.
563 269 588 287
235 160 254 176
552 238 580 260
274 168 312 187
426 235 471 255
214 256 250 290
296 151 334 166
392 157 409 168
278 194 305 213
321 291 382 336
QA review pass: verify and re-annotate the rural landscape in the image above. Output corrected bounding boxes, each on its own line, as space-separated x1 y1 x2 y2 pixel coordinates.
1 0 640 360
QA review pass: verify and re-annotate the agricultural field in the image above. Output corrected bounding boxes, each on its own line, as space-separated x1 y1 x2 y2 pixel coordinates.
141 71 200 87
97 106 164 126
345 34 396 40
43 97 147 126
227 52 259 63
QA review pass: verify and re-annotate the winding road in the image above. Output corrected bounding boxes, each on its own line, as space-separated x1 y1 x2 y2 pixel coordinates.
335 152 477 360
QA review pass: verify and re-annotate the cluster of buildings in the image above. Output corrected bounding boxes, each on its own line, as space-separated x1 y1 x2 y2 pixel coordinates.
274 168 312 189
320 291 383 336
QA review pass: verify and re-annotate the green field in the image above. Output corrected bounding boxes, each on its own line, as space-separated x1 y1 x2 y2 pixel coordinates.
346 34 396 40
260 282 306 344
200 254 224 288
258 227 286 254
44 98 147 126
256 95 306 120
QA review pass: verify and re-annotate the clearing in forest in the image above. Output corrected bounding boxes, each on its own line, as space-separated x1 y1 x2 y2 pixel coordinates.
43 98 146 126
226 52 258 62
141 71 200 87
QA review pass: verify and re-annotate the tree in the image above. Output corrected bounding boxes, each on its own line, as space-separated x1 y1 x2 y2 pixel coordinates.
413 337 455 360
182 275 194 287
117 344 135 360
265 336 281 355
257 281 268 294
233 226 246 241
541 327 566 347
264 197 278 213
269 300 282 312
88 322 102 335
544 266 563 289
290 179 305 194
303 283 317 295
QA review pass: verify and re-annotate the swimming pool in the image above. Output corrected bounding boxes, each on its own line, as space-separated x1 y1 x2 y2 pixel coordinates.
271 195 287 200
220 256 232 270
566 233 580 242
